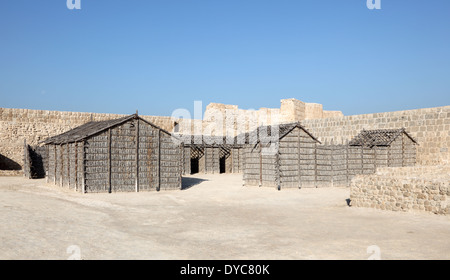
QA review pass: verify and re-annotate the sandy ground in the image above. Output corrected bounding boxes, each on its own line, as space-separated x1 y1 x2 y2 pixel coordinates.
0 174 449 260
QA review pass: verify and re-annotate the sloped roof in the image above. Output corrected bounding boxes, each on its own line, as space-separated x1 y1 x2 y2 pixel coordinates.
237 122 321 146
180 135 240 147
180 123 320 147
42 114 176 145
348 128 418 147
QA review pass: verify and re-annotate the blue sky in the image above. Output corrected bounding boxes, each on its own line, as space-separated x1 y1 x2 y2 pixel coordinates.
0 0 449 117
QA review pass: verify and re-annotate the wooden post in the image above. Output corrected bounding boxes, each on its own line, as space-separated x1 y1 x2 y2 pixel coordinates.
157 129 161 191
276 145 281 191
330 144 334 187
74 142 78 192
360 143 364 175
374 145 377 173
298 131 301 189
187 147 191 175
236 148 241 173
211 148 214 174
67 144 70 188
46 145 49 184
81 141 86 194
345 142 349 187
259 143 262 187
242 147 246 187
231 149 234 174
314 142 317 188
23 139 27 178
107 129 112 193
179 143 183 190
181 144 185 175
135 119 139 193
215 148 217 174
204 147 207 174
401 133 405 167
60 145 63 187
388 142 391 167
54 145 57 185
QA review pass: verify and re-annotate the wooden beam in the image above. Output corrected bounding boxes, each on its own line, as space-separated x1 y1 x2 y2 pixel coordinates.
179 144 183 190
74 142 78 192
242 148 246 187
66 144 70 188
259 144 262 187
157 129 161 191
276 145 281 191
81 141 86 194
60 145 63 187
345 143 349 187
330 144 334 187
211 148 214 174
107 129 112 193
46 145 49 184
237 148 240 173
361 144 364 175
231 149 234 174
54 145 57 185
401 133 405 167
135 120 139 192
314 142 317 188
371 145 375 173
204 147 207 174
298 132 301 189
388 141 391 167
181 144 185 175
23 139 27 178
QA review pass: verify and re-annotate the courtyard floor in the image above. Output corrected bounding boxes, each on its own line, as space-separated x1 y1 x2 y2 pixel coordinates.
0 174 449 260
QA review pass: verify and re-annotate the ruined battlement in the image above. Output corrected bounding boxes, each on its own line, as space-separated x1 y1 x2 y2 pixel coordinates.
1 99 449 172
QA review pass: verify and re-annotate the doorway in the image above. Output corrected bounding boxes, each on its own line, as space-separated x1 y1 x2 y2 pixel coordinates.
190 158 199 174
219 156 226 174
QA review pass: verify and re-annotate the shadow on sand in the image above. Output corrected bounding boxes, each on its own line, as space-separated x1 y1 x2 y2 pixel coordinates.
181 177 208 190
0 154 22 171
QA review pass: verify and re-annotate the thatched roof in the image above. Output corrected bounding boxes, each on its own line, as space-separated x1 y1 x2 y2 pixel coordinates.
42 114 176 145
237 122 321 146
180 135 239 147
349 128 418 147
180 122 320 148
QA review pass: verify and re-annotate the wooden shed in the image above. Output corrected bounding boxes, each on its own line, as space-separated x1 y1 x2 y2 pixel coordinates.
182 135 244 175
42 114 182 193
348 128 418 167
243 123 321 190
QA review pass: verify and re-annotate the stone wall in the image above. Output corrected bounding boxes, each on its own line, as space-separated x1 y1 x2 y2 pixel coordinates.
303 106 450 165
1 100 449 172
0 170 22 176
0 108 179 172
201 101 449 165
202 98 343 136
350 166 450 215
280 99 344 122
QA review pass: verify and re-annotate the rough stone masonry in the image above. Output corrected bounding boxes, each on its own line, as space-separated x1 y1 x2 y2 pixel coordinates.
350 166 450 215
0 99 449 173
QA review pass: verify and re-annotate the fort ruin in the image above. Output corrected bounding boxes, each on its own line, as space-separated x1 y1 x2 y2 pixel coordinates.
1 98 449 171
1 98 450 214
